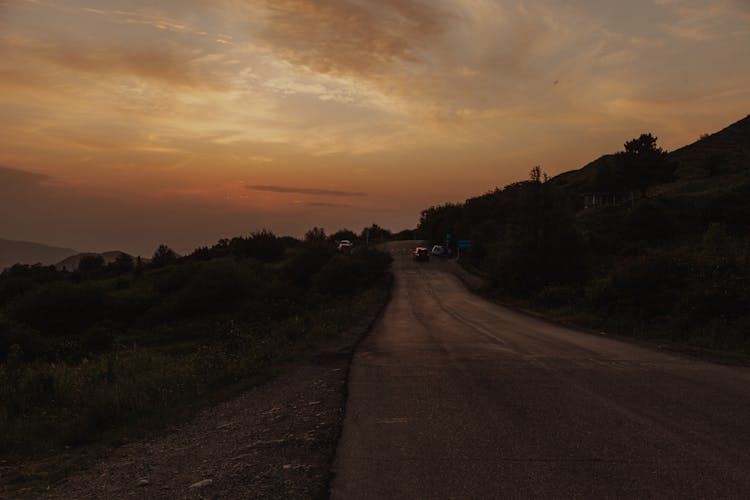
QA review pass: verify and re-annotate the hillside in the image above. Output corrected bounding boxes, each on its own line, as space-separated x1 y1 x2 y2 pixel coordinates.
549 114 750 197
0 230 392 475
418 112 750 355
55 251 133 272
548 154 619 195
0 238 76 270
670 115 750 179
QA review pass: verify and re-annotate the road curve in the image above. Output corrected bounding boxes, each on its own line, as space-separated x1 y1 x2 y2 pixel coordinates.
331 241 750 499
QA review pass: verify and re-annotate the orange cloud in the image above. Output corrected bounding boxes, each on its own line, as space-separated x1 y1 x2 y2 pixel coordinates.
255 0 449 76
0 35 224 89
1 0 749 253
0 165 48 189
248 185 366 197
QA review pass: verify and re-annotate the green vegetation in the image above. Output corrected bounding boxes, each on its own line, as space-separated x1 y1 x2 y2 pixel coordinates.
419 116 750 354
0 230 392 458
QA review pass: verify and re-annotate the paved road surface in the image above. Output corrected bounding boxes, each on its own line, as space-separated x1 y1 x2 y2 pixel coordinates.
331 241 750 498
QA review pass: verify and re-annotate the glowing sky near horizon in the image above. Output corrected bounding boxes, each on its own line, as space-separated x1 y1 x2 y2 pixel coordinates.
1 0 749 255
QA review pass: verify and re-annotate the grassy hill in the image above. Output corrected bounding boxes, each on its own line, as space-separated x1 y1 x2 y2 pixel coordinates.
671 114 750 180
550 114 750 199
419 113 750 355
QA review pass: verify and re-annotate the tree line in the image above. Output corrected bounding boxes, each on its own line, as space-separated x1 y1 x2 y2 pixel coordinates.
418 133 750 352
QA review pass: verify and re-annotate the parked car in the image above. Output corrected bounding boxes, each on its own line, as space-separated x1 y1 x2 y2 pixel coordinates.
337 240 353 253
431 245 446 257
414 247 430 262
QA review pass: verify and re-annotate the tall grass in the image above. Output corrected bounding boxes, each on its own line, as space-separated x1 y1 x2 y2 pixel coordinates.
0 238 393 459
0 286 388 457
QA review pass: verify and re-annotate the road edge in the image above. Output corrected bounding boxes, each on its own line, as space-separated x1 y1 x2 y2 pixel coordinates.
443 259 750 367
321 272 393 500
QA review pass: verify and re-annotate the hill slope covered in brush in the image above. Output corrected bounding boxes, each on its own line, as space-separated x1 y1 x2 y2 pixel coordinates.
419 114 750 353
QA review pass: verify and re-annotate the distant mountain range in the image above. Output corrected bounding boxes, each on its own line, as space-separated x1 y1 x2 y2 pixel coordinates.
4 115 747 272
0 238 77 270
0 238 137 272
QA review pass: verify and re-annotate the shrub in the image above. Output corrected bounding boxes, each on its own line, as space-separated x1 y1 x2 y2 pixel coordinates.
151 244 178 268
626 200 672 244
152 260 260 318
283 246 333 288
109 253 134 273
77 255 105 273
0 264 63 308
107 287 154 324
154 263 199 294
224 231 285 262
304 227 327 244
246 230 285 262
313 248 392 296
0 318 48 361
82 324 116 353
593 253 684 319
535 284 578 309
7 282 106 336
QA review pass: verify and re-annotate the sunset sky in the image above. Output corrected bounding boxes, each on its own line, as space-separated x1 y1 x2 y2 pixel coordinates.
1 0 749 255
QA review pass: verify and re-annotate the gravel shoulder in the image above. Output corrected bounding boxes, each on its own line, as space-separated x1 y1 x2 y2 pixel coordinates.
2 287 388 500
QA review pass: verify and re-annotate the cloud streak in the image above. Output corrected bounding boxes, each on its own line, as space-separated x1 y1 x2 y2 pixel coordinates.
0 165 48 188
248 185 366 197
1 0 749 253
255 0 450 77
0 35 224 89
305 202 353 208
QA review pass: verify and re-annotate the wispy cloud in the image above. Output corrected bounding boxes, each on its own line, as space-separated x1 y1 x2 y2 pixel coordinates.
111 9 209 36
0 165 48 188
654 0 742 40
254 0 450 77
0 35 224 89
305 202 353 208
248 185 366 197
1 0 749 252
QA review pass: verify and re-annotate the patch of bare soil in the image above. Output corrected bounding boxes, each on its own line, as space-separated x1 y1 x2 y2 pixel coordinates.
3 300 386 500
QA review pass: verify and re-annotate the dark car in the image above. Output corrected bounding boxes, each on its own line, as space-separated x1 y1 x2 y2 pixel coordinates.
414 247 430 262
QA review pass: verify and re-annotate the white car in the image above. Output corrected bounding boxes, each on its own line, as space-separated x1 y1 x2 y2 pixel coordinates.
337 240 353 253
431 245 446 257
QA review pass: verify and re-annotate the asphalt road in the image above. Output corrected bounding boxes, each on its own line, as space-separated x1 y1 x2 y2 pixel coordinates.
331 241 750 499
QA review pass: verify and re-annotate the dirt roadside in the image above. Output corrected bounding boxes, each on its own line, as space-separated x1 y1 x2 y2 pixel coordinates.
1 288 389 500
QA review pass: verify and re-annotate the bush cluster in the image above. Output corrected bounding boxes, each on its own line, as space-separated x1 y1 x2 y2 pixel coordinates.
418 133 750 352
0 230 393 456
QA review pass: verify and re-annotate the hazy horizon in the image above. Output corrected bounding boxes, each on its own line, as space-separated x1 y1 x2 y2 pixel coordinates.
2 0 749 255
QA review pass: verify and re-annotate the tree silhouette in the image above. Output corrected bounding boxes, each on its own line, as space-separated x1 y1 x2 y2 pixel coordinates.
78 255 104 274
330 229 358 243
361 224 391 242
111 253 134 273
619 133 672 196
304 227 327 243
151 244 178 268
419 203 463 244
246 230 285 262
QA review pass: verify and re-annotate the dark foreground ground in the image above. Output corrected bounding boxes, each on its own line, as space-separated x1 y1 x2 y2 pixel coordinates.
10 241 750 498
331 241 750 499
0 295 387 499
